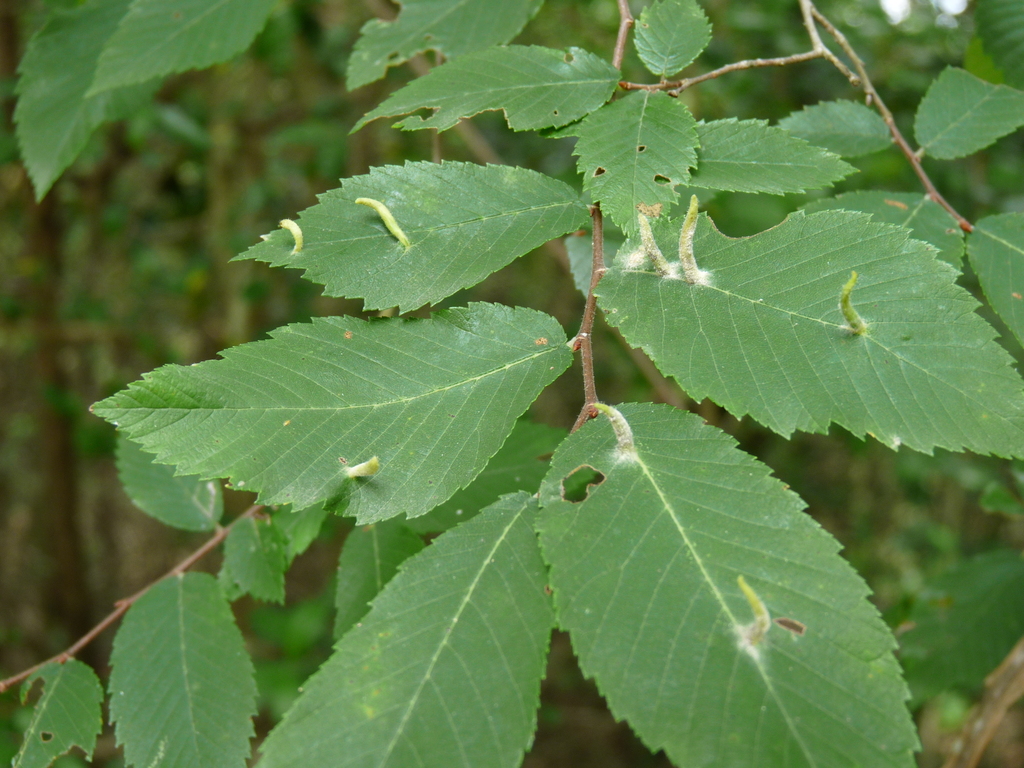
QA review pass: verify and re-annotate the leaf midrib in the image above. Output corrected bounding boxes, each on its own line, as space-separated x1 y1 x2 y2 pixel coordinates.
611 253 1013 429
632 451 818 768
377 502 527 767
107 344 560 414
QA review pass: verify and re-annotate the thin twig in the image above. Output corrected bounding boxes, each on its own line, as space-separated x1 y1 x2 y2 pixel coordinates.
572 206 606 432
612 0 634 71
0 504 263 695
942 636 1024 768
621 51 823 92
797 0 860 85
809 5 973 232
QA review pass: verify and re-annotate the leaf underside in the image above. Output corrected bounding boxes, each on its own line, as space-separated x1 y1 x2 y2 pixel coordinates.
334 518 425 637
223 516 289 603
91 304 572 522
598 209 1024 456
407 418 565 533
14 661 104 768
89 0 278 93
258 492 554 768
689 118 855 194
779 99 892 157
116 434 222 531
567 90 699 233
346 0 543 91
355 45 619 133
108 573 257 768
239 160 589 311
969 212 1024 348
914 67 1024 160
537 404 917 768
803 191 964 267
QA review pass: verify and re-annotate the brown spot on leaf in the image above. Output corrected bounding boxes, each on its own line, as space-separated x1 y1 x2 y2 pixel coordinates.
344 330 353 339
1013 293 1023 300
774 617 806 635
884 198 909 210
636 202 663 217
535 337 548 345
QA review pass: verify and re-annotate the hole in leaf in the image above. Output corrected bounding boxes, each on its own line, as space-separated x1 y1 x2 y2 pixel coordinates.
594 167 606 177
40 732 53 743
637 145 647 152
654 174 671 185
564 52 575 63
553 109 559 116
561 465 605 502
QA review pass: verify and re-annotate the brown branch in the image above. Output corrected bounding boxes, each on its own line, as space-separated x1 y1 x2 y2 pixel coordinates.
0 504 263 695
621 52 823 93
808 5 973 233
612 0 634 71
942 635 1024 768
572 206 606 432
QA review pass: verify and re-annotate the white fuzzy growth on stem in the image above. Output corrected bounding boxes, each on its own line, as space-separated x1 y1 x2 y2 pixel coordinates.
678 196 711 285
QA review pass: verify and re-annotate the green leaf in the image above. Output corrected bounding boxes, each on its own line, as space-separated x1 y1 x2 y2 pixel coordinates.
914 67 1024 160
689 118 855 194
979 480 1024 515
597 209 1024 456
14 661 103 768
109 573 257 768
223 515 289 603
346 0 543 91
239 161 588 311
116 434 222 531
969 213 1024 348
354 46 618 133
803 191 964 267
407 418 566 533
779 99 892 157
900 550 1024 703
92 304 572 522
565 90 699 233
964 35 1005 85
334 518 424 638
977 0 1024 89
258 492 554 768
565 231 622 297
274 503 331 561
634 0 711 77
537 403 917 768
88 0 278 94
14 0 157 199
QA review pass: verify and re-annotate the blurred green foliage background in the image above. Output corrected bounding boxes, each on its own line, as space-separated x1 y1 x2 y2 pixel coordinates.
3 0 1024 765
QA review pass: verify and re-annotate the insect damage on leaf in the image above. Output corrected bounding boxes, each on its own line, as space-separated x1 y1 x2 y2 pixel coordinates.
355 197 411 249
594 403 638 462
678 195 712 286
737 575 771 659
561 465 606 502
840 270 868 335
345 456 380 478
277 219 303 254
